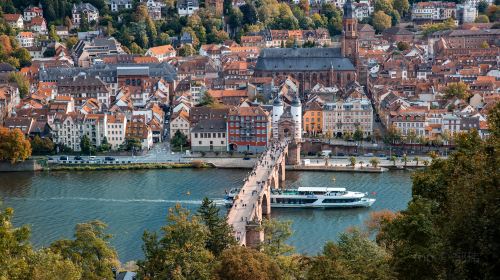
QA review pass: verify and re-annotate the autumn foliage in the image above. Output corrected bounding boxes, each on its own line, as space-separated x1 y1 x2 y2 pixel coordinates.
0 127 31 164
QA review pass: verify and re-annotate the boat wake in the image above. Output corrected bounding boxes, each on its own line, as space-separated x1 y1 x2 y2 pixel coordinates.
7 197 227 205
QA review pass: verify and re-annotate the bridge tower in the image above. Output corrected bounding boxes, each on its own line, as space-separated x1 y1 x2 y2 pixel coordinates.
272 94 302 166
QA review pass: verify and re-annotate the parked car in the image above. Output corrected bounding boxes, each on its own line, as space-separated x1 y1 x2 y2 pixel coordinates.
243 157 251 160
378 153 386 157
89 156 96 160
74 156 83 160
337 152 345 157
59 156 68 161
48 156 53 160
363 153 374 157
105 157 115 161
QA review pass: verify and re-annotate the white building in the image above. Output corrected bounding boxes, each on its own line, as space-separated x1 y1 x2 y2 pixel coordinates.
177 0 199 16
72 3 99 26
106 113 127 149
52 113 85 152
390 111 428 138
442 114 461 135
190 119 227 152
23 6 43 22
411 1 457 21
457 3 477 24
145 45 176 62
170 111 191 140
16 32 35 48
323 99 373 138
3 14 24 29
109 0 133 12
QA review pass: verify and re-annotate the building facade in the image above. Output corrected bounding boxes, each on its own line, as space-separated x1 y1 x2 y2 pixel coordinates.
190 119 227 152
227 106 270 153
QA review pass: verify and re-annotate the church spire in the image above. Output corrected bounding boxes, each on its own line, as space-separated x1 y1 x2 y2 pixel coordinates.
343 0 354 19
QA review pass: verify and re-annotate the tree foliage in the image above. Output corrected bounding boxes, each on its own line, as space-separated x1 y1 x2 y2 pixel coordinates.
0 127 31 163
216 246 282 280
8 72 29 98
197 197 236 257
30 136 55 154
137 204 214 280
80 134 92 154
373 11 392 32
50 220 118 280
378 104 500 279
171 130 188 149
443 81 471 100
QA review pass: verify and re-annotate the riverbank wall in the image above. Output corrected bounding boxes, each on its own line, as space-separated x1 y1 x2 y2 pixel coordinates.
0 160 43 172
45 162 213 171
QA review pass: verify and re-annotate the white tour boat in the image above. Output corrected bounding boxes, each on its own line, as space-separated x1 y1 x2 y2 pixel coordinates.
224 186 376 209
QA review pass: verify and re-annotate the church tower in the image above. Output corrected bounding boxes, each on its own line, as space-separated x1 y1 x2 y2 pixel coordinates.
341 0 359 67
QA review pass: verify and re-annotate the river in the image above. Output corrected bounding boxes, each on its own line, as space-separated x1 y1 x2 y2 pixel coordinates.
0 169 412 262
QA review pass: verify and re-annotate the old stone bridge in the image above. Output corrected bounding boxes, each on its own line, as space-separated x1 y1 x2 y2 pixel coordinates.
226 138 301 247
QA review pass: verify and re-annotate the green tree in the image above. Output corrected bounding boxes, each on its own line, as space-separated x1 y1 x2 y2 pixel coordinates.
129 42 143 54
0 207 32 279
145 17 157 46
99 136 111 152
413 156 419 166
197 197 236 257
125 137 142 151
397 41 410 51
373 11 392 32
390 10 401 26
50 221 119 280
80 135 91 154
198 91 215 106
8 72 29 97
48 25 60 41
475 14 490 23
477 0 489 13
171 130 188 149
259 219 294 257
401 153 408 166
353 127 364 142
380 105 500 279
30 136 55 154
308 229 395 280
216 246 282 280
27 249 82 280
384 125 401 144
0 127 32 164
393 0 409 16
443 81 470 100
65 37 78 50
349 156 357 166
374 0 393 14
137 204 214 280
0 206 83 280
390 155 397 166
79 12 90 32
369 158 380 168
480 40 490 48
240 3 258 25
43 47 56 57
178 44 196 57
12 48 31 68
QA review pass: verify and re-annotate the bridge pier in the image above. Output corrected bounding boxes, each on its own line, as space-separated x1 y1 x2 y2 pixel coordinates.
286 142 301 165
245 221 264 248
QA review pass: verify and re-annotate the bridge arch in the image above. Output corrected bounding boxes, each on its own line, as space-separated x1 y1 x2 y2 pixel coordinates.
262 192 271 216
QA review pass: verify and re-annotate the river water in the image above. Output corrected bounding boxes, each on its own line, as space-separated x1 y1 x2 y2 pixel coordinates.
0 169 412 262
